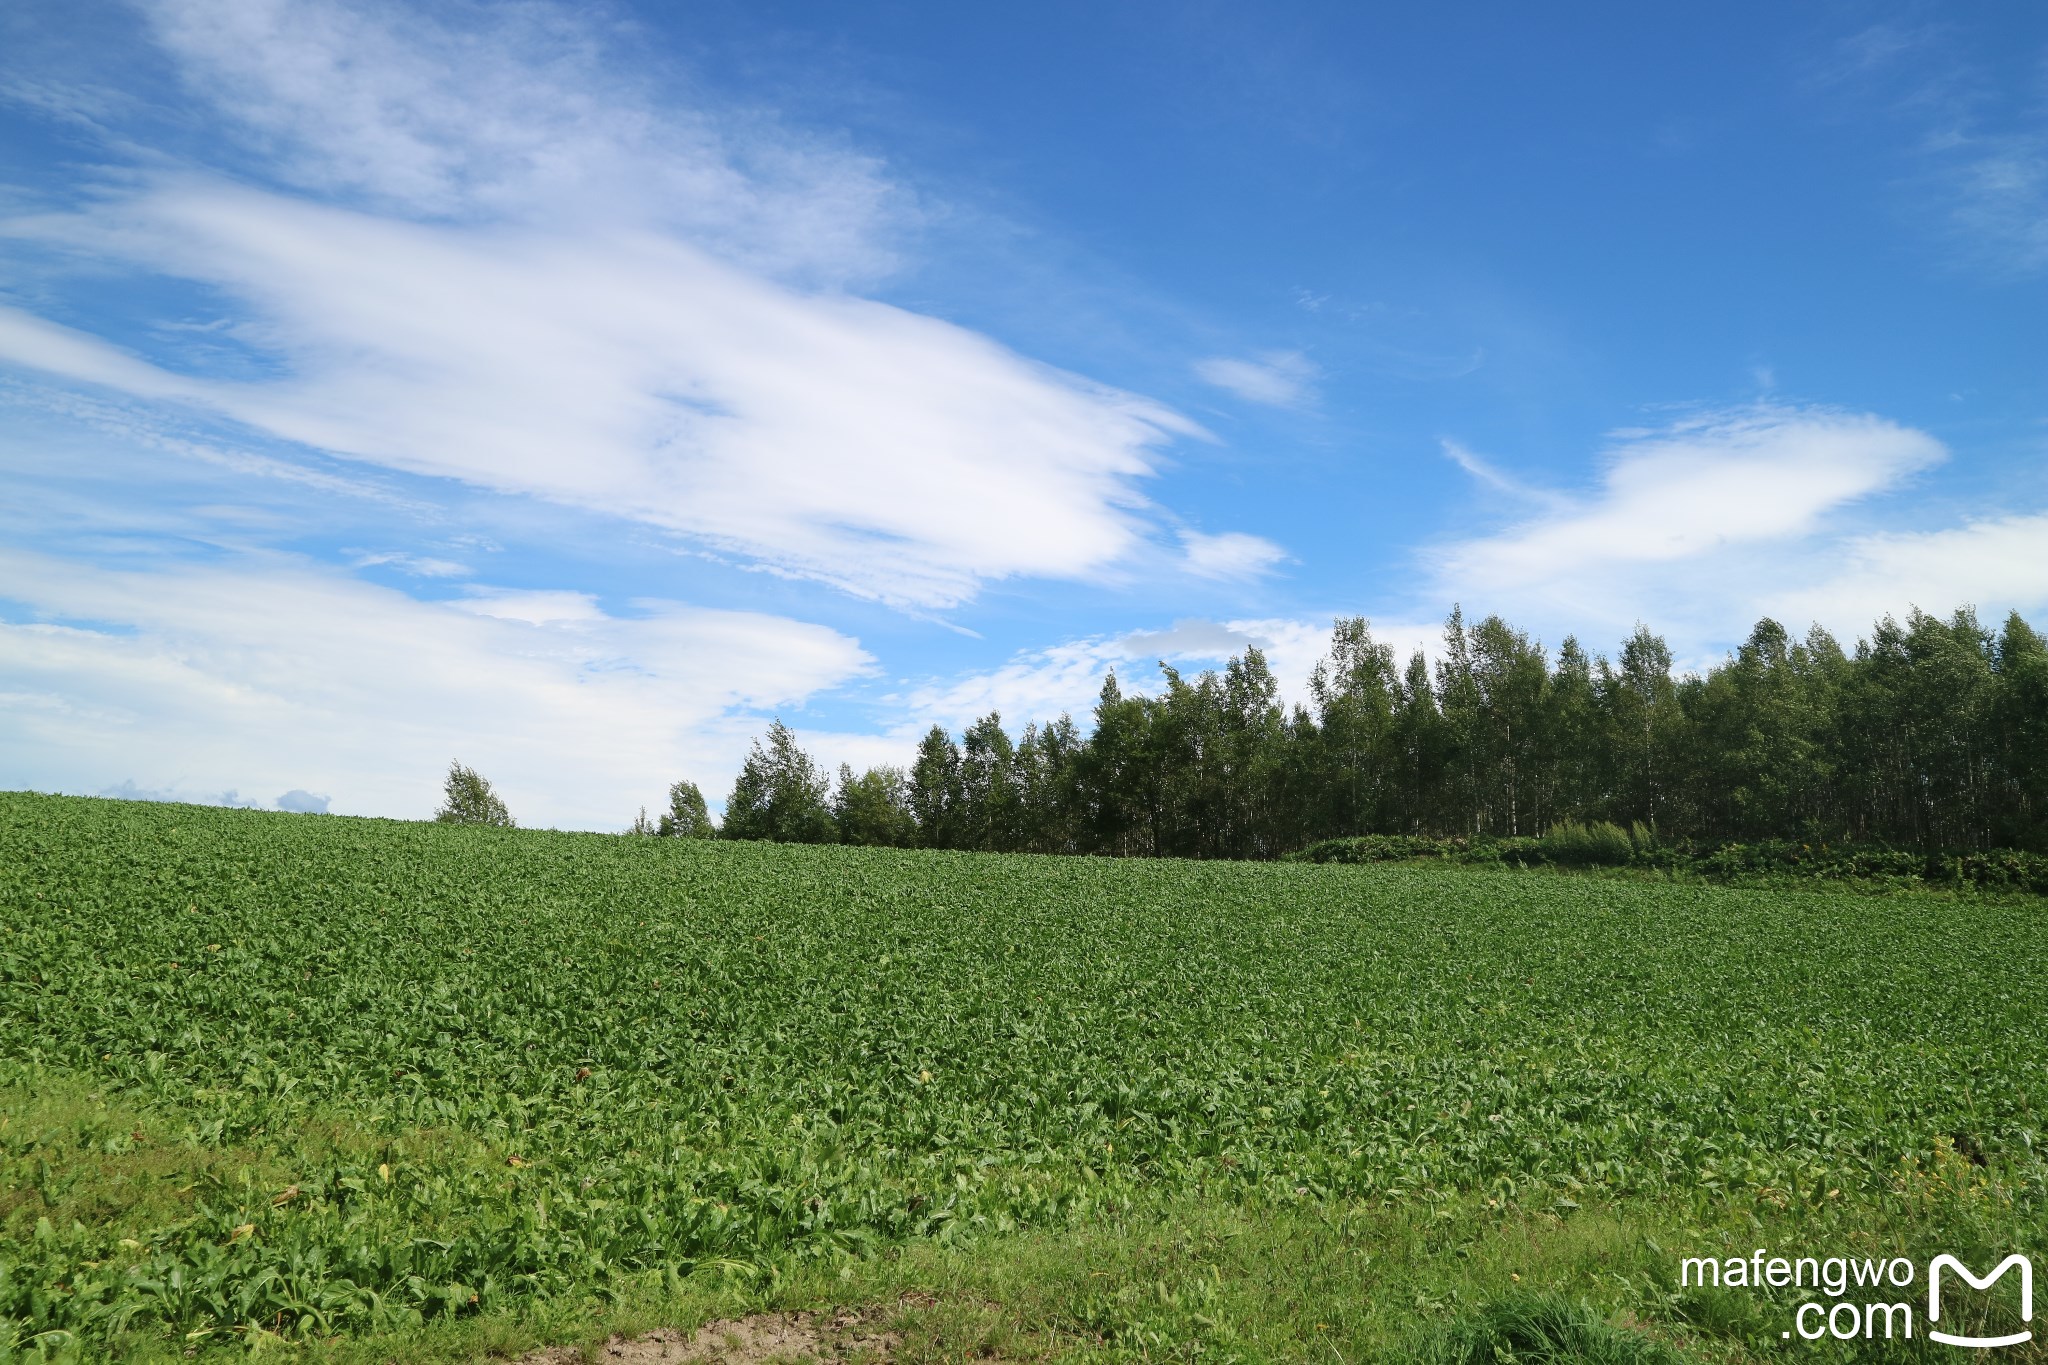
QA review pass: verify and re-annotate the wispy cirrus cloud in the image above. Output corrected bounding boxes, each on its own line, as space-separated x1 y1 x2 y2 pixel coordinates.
0 0 1250 612
1949 133 2048 274
349 550 468 578
0 178 1196 610
0 0 1307 821
1193 350 1319 408
1809 21 2048 277
137 0 905 283
1422 404 2048 648
1438 439 1569 508
1438 405 1943 590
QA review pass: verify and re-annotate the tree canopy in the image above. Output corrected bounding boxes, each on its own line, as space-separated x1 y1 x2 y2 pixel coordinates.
689 604 2048 859
434 761 514 827
657 780 716 838
721 720 837 844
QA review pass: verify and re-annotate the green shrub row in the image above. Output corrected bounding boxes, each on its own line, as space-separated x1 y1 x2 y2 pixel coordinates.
1287 826 2048 894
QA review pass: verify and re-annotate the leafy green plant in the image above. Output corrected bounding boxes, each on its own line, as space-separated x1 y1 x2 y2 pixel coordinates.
1540 821 1637 867
3 791 2045 1355
1405 1295 1684 1365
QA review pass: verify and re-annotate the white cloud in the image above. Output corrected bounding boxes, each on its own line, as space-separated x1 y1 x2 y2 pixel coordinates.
1951 135 2048 274
0 309 203 403
1424 403 2048 653
1193 350 1319 408
1117 618 1263 659
1770 511 2048 633
97 778 266 808
900 638 1136 735
0 0 1221 611
1178 528 1288 581
350 550 469 578
1436 406 1943 614
1 180 1197 610
894 613 1440 738
1812 23 2048 278
453 587 608 626
0 547 871 829
139 0 903 284
1439 439 1567 507
0 0 1316 817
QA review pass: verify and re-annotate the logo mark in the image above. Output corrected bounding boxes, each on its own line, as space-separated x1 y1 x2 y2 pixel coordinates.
1928 1254 2033 1349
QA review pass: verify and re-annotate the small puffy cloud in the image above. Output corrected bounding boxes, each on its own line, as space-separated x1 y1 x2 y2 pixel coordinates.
1119 619 1260 658
276 788 330 813
1193 351 1319 408
1179 529 1289 581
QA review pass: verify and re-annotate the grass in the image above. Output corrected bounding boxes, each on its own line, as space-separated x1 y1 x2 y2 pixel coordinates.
3 791 2045 1361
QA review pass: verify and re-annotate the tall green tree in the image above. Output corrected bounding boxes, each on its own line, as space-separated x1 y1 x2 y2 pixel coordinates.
1014 716 1085 853
1542 636 1601 824
908 725 964 849
1464 614 1551 836
1845 609 1999 848
1077 672 1162 856
1390 649 1449 834
713 603 2048 860
434 761 514 827
1310 617 1399 837
1993 611 2048 848
832 765 916 847
1218 648 1288 856
1691 619 1838 840
1600 625 1681 832
657 779 716 838
721 721 836 843
960 712 1026 852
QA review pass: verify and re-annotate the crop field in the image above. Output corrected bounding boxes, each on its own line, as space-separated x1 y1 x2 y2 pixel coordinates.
3 791 2046 1362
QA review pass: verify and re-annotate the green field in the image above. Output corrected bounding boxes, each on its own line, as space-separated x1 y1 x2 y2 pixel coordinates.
3 792 2044 1362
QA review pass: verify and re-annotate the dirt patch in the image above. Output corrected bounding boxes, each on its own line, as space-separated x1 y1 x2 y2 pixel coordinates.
518 1308 899 1364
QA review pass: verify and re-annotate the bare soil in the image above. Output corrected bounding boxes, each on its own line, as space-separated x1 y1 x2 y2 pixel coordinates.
516 1308 900 1364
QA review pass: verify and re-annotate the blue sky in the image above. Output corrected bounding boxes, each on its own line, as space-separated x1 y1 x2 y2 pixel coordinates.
2 0 2045 827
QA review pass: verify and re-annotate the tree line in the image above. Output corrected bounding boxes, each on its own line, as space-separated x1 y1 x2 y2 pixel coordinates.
446 603 2048 856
